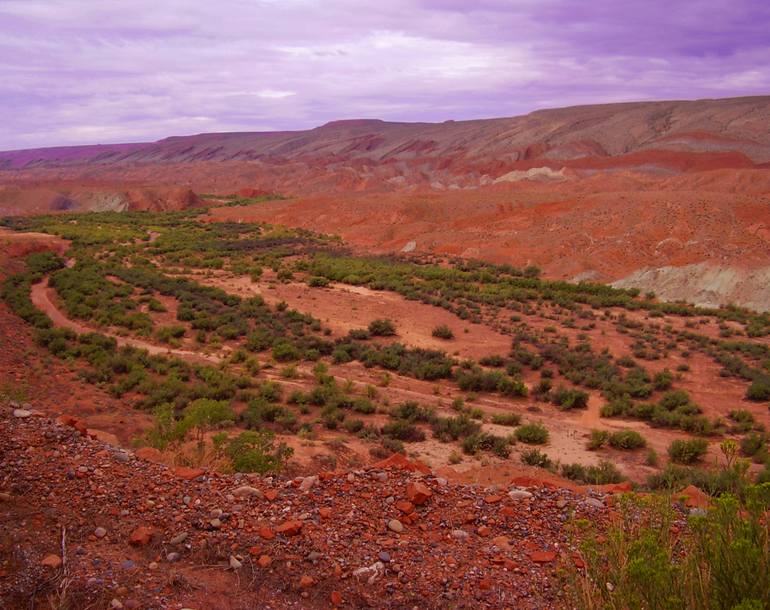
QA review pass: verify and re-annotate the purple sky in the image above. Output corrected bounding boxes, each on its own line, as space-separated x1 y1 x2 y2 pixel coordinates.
1 0 769 150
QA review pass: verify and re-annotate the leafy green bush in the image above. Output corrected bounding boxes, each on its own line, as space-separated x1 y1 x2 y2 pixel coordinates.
381 420 426 442
668 438 709 464
568 487 770 610
368 319 396 336
491 412 521 426
515 422 549 444
432 324 454 340
225 430 293 473
608 430 647 450
461 432 511 458
587 429 609 450
431 415 481 442
521 448 552 468
561 460 624 484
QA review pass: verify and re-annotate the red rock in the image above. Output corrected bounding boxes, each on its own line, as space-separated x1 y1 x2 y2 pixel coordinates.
572 554 586 569
73 420 88 436
135 447 163 462
299 575 314 588
276 520 303 536
128 526 154 546
319 507 332 519
264 489 278 501
258 555 272 567
56 414 78 427
477 525 491 537
678 484 710 509
258 526 275 540
595 481 633 494
172 466 204 480
395 500 414 514
499 506 516 517
479 577 493 590
331 590 343 605
40 554 62 568
483 494 503 504
373 453 431 474
406 481 432 506
530 550 557 563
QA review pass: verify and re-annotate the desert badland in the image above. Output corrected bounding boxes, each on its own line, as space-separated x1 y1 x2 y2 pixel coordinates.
2 89 770 610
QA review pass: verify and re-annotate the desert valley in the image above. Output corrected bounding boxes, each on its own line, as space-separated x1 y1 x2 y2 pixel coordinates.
1 92 770 608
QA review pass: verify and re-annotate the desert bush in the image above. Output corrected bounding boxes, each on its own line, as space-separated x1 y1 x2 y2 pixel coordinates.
561 460 624 485
515 422 549 444
521 448 552 468
490 412 521 426
568 486 770 610
551 386 589 410
431 415 481 442
461 432 511 458
381 420 425 442
432 324 454 340
608 429 647 450
587 429 609 450
368 319 396 336
225 430 293 473
668 438 709 464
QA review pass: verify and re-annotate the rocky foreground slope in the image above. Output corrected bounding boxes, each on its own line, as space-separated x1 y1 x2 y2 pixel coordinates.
0 406 625 609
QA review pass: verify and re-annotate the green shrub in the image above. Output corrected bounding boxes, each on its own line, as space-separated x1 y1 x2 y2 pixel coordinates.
561 460 624 485
521 448 552 468
587 429 609 450
491 412 521 427
432 415 481 442
432 324 454 340
568 487 770 610
225 430 293 473
381 420 425 442
668 438 708 464
461 432 511 458
515 422 549 444
551 386 589 410
608 430 647 450
368 319 396 336
746 378 770 402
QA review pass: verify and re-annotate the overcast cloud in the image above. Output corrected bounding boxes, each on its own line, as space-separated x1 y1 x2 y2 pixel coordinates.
1 0 768 149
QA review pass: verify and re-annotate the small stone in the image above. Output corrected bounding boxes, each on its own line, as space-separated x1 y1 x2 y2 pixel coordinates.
508 489 533 500
299 575 314 588
276 520 303 536
378 551 391 563
209 518 222 529
169 532 188 545
299 476 318 492
406 481 432 506
584 497 604 509
530 550 557 563
331 590 343 605
13 409 32 418
258 555 272 568
40 554 62 569
388 519 404 533
121 560 136 570
148 562 158 570
94 527 107 539
451 529 469 540
129 526 154 546
110 599 124 609
307 551 323 562
229 555 242 570
232 486 264 498
166 552 181 563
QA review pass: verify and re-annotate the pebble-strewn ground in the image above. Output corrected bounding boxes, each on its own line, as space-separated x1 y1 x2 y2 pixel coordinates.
0 407 614 609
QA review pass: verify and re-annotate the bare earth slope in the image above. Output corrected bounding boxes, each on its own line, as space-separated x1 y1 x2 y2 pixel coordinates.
2 95 770 308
